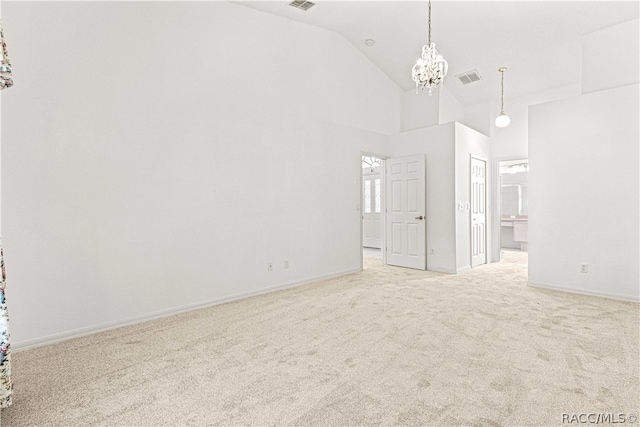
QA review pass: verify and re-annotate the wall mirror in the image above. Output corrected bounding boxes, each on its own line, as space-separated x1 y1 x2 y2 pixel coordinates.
499 160 528 217
499 159 529 252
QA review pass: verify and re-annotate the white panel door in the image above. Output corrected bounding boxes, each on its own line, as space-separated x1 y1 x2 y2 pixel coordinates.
471 156 487 267
363 169 382 248
386 155 426 270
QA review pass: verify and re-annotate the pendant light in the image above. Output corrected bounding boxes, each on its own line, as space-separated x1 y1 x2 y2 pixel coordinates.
411 0 448 95
495 67 510 128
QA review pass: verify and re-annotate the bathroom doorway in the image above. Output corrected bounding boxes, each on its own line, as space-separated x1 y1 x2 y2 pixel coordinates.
499 159 528 257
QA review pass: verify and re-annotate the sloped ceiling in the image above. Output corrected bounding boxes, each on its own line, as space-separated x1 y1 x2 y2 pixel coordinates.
237 1 639 106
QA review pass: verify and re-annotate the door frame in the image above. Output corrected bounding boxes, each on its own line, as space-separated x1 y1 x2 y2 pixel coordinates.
360 152 388 269
470 154 488 268
492 156 528 262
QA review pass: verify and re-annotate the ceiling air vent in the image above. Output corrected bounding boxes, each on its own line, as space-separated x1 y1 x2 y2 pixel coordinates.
456 70 483 86
288 0 315 11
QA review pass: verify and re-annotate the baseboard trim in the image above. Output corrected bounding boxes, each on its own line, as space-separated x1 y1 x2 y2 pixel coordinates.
528 281 640 303
428 266 457 274
12 267 361 352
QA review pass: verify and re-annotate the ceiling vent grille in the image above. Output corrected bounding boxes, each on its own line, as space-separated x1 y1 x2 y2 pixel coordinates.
456 70 483 85
288 0 315 11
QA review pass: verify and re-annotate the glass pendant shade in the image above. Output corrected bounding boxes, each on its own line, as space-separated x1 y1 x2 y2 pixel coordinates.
495 113 510 128
0 23 13 91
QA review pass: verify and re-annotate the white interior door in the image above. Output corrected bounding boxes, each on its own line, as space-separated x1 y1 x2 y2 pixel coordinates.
386 155 426 270
471 156 487 267
362 168 382 248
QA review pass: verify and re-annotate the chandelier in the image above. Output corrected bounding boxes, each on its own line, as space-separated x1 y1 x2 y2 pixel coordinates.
495 67 510 128
0 22 13 91
411 0 448 95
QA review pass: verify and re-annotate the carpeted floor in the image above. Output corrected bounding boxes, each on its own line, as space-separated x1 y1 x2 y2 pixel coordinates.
1 253 638 426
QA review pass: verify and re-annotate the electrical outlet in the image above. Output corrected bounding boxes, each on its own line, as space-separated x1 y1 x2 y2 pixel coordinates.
430 249 435 255
284 260 289 269
267 262 273 271
580 263 588 273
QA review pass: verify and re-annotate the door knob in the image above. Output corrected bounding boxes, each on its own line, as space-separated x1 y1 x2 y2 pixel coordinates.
415 216 424 220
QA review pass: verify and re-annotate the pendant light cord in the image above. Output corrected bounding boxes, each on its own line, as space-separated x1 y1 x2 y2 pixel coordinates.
498 67 507 115
500 69 505 114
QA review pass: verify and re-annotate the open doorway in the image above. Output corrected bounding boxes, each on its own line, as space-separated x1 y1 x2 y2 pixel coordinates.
361 155 385 267
498 159 528 259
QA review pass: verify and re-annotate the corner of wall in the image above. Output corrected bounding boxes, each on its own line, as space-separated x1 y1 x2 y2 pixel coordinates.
453 123 492 272
439 86 464 125
401 87 440 132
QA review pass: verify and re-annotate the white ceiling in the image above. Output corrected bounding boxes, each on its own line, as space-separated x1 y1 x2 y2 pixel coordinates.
236 1 639 106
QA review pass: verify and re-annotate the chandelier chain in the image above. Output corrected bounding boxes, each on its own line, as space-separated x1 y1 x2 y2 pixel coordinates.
428 0 432 45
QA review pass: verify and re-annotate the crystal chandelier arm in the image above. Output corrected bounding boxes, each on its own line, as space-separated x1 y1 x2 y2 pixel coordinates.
438 55 448 76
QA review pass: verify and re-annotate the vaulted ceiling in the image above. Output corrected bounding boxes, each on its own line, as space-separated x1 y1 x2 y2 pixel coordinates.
237 1 639 106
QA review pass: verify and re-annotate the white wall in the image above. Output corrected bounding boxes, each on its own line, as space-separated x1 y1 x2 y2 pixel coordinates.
390 123 457 273
390 122 491 273
1 2 402 347
401 84 464 133
460 101 490 137
525 16 640 301
488 85 580 161
454 123 491 272
485 84 580 261
461 84 580 163
439 87 464 125
528 84 639 301
582 19 639 94
401 87 440 132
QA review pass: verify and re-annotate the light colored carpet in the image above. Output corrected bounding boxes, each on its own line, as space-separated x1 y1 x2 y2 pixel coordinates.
1 253 638 426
